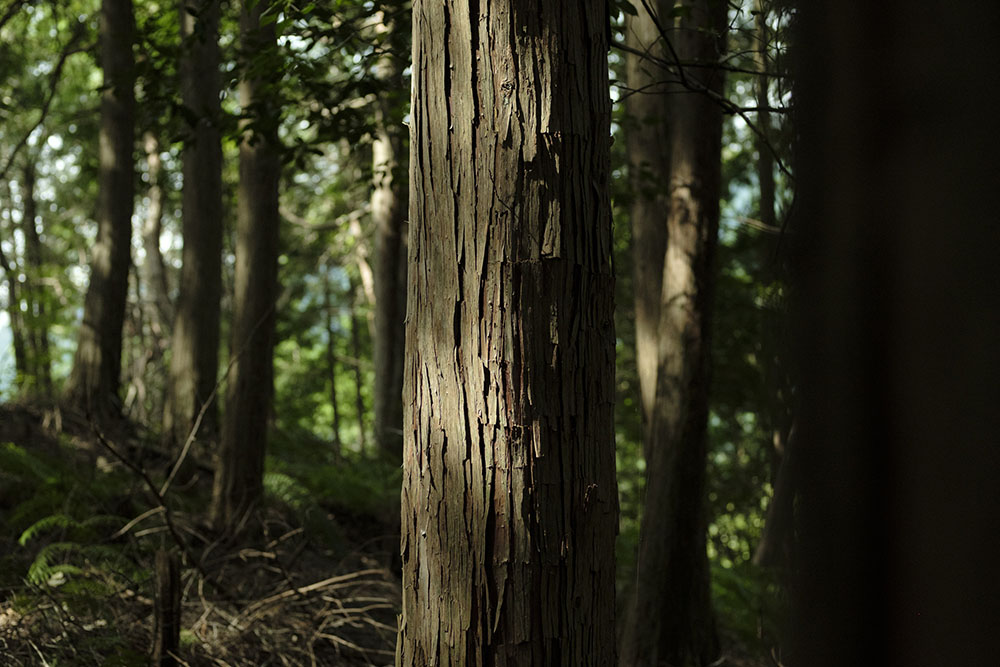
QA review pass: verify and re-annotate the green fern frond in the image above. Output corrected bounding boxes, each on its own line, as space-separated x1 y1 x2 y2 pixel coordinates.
19 513 77 545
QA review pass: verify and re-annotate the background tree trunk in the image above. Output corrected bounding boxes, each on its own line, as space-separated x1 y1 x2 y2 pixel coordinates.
164 0 223 451
210 0 280 532
792 2 1000 665
64 0 134 418
626 0 671 431
620 2 727 665
371 9 408 462
0 200 28 389
397 2 617 665
20 159 52 394
139 131 172 341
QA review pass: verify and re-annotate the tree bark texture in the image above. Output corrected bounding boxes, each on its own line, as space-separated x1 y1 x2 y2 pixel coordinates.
164 0 223 451
397 2 617 665
625 1 670 429
65 0 134 417
210 0 279 531
793 3 1000 665
372 10 409 461
620 2 727 665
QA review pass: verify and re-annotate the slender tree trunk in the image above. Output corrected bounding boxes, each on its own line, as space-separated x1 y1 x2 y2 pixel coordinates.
140 131 172 340
348 287 367 454
0 205 27 389
210 0 280 531
322 263 342 457
20 160 52 394
620 2 727 665
754 0 775 231
626 0 671 431
164 0 223 451
371 10 408 461
794 3 1000 665
65 0 134 418
397 2 617 665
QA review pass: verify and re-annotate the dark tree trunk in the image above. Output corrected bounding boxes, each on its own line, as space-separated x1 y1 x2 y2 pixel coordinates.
20 160 52 394
322 264 342 457
210 0 280 531
348 288 367 454
164 0 223 451
65 0 134 418
620 2 727 665
792 3 1000 666
371 10 408 462
397 2 618 665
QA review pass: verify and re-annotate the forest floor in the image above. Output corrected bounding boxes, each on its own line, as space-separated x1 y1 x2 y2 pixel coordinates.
0 401 777 666
0 401 400 666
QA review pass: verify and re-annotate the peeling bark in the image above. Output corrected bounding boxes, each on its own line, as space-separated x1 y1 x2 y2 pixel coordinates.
397 2 617 665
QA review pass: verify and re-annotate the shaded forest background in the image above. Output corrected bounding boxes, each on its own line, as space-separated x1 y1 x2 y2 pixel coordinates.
3 0 993 665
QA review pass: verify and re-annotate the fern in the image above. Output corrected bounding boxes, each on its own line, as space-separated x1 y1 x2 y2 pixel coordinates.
18 513 77 545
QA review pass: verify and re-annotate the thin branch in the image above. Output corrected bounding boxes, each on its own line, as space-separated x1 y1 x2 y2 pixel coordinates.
0 0 27 33
612 7 794 182
0 21 89 183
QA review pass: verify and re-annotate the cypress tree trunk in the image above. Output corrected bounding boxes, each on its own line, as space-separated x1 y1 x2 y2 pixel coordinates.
65 0 134 418
371 9 408 462
164 0 223 451
397 2 617 665
210 0 280 531
620 2 727 665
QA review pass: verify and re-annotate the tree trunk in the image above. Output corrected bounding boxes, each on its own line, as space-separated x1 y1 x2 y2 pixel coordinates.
754 0 775 231
0 205 28 390
64 0 134 418
322 263 342 457
164 0 223 451
397 2 617 665
348 286 367 454
140 131 172 340
626 0 671 430
371 10 408 462
793 3 1000 665
620 2 727 665
20 160 52 394
210 0 280 531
